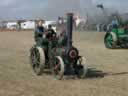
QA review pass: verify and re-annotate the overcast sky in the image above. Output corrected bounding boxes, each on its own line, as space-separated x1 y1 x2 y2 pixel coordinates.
0 0 128 20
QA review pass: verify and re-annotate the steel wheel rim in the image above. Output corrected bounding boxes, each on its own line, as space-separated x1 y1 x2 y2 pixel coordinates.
76 57 87 78
53 56 64 80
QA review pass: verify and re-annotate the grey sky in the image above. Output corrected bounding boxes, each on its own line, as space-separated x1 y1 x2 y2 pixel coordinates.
0 0 128 20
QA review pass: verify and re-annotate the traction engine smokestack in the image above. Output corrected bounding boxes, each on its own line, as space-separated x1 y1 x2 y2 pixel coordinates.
67 13 73 50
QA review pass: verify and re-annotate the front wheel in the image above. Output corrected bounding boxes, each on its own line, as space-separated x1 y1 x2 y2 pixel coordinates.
76 56 88 79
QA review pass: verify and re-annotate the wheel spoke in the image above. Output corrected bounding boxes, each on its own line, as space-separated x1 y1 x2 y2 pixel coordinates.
105 34 114 48
54 64 59 70
31 49 40 69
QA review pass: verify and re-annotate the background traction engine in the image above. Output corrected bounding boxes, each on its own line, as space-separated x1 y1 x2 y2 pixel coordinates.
29 13 87 80
104 25 128 49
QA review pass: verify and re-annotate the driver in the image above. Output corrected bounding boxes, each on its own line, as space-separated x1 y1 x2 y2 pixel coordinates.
34 20 45 43
111 17 119 29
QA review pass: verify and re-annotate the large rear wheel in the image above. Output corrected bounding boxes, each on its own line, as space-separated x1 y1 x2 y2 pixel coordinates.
30 46 45 75
52 56 65 80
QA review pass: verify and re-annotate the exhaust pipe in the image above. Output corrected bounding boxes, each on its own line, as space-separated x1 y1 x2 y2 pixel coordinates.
66 13 73 50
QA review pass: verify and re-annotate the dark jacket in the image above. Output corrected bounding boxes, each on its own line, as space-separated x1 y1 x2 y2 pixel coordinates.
46 29 56 38
35 26 45 38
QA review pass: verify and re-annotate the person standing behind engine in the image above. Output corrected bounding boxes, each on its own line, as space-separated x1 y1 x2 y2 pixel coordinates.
46 24 56 39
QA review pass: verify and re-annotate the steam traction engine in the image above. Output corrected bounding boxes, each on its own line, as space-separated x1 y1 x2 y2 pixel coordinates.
29 13 87 80
104 24 128 49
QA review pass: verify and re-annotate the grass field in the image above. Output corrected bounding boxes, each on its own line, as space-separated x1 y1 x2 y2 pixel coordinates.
0 31 128 96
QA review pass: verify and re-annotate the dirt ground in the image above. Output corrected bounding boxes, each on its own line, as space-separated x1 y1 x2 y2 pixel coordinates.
0 31 128 96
